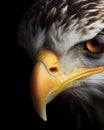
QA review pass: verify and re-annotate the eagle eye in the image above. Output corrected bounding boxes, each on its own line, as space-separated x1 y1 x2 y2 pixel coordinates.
83 33 104 55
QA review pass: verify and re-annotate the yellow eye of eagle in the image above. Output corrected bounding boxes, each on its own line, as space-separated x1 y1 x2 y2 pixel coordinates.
83 32 104 55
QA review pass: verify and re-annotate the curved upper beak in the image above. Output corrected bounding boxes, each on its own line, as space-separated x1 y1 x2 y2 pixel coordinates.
30 48 104 121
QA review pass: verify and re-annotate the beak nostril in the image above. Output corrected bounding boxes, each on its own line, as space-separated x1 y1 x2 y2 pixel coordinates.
50 67 58 73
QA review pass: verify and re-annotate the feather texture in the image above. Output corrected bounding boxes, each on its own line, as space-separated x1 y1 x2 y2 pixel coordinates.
18 0 104 57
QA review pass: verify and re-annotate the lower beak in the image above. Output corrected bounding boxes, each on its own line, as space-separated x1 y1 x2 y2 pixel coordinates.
30 49 104 121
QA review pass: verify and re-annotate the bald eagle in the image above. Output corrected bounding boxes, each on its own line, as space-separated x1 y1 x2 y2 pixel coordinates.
18 0 104 129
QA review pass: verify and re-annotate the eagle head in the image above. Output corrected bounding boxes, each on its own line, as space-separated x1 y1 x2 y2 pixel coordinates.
18 0 104 128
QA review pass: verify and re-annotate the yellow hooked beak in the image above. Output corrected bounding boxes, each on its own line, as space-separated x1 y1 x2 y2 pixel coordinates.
30 48 104 121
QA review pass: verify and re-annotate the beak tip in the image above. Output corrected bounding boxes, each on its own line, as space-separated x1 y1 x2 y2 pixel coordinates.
43 116 47 121
39 109 47 121
36 104 47 121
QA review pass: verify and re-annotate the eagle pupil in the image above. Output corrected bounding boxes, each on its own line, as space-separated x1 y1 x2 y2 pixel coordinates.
91 38 100 47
